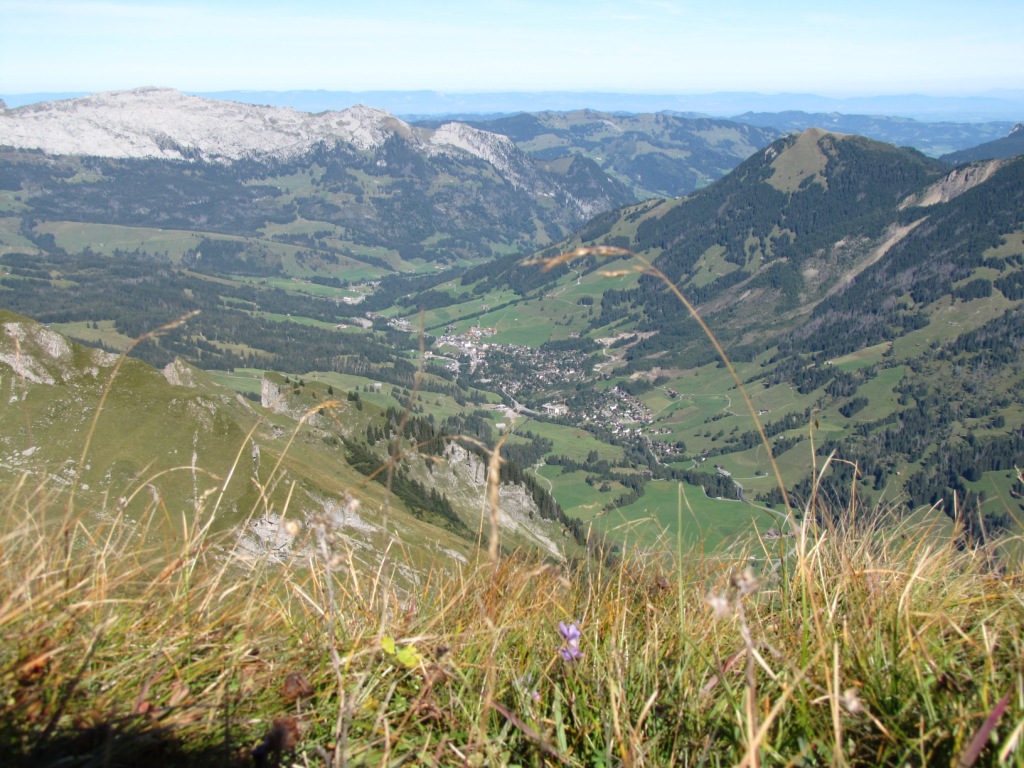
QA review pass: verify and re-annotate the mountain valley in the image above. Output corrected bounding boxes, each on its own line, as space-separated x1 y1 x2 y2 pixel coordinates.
2 90 1024 559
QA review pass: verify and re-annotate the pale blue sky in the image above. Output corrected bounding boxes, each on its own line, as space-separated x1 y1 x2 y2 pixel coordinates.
1 0 1021 96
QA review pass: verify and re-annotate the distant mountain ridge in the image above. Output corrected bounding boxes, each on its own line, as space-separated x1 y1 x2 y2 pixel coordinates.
731 110 1016 157
0 88 643 261
7 88 1022 121
941 123 1024 164
0 88 789 265
418 109 782 198
4 87 1021 158
0 88 784 199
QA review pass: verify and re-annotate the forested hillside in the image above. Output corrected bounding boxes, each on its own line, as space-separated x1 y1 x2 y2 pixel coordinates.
941 123 1024 164
404 130 1024 542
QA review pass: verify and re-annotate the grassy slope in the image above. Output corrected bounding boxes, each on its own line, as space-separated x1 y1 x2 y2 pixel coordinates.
2 473 1021 767
0 312 489 566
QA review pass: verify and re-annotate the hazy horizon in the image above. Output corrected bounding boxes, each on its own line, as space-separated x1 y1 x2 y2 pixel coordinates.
2 1 1022 97
3 87 1023 123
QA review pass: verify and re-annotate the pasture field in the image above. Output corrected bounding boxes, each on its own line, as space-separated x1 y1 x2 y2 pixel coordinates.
686 244 741 289
37 221 202 260
533 466 628 519
515 418 625 464
52 319 135 352
831 341 891 370
205 367 265 397
589 478 785 551
891 293 1013 355
412 289 521 330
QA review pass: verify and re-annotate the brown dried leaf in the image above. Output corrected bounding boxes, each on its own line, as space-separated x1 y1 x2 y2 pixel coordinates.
282 671 313 701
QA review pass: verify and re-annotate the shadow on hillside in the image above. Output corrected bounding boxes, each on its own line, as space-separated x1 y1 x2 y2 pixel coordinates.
2 718 252 768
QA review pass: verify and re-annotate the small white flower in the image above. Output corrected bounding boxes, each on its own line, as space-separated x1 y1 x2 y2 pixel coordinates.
705 591 732 620
731 567 759 597
841 687 864 715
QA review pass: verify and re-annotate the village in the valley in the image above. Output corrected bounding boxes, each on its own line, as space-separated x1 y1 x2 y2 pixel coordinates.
418 322 689 463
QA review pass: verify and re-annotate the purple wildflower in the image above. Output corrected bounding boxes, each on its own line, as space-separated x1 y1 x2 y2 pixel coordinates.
558 621 584 662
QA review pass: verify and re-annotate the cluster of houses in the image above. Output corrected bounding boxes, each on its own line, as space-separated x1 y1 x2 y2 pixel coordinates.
434 327 500 373
436 332 588 387
576 386 654 429
424 325 692 463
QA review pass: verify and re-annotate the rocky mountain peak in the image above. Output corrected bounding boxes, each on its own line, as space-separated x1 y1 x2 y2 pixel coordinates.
0 88 553 191
314 103 410 151
0 87 421 161
426 121 537 188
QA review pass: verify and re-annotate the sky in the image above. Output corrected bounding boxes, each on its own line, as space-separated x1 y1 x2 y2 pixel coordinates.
1 0 1023 97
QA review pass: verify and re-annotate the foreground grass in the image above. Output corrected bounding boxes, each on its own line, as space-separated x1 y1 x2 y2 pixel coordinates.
2 478 1023 768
